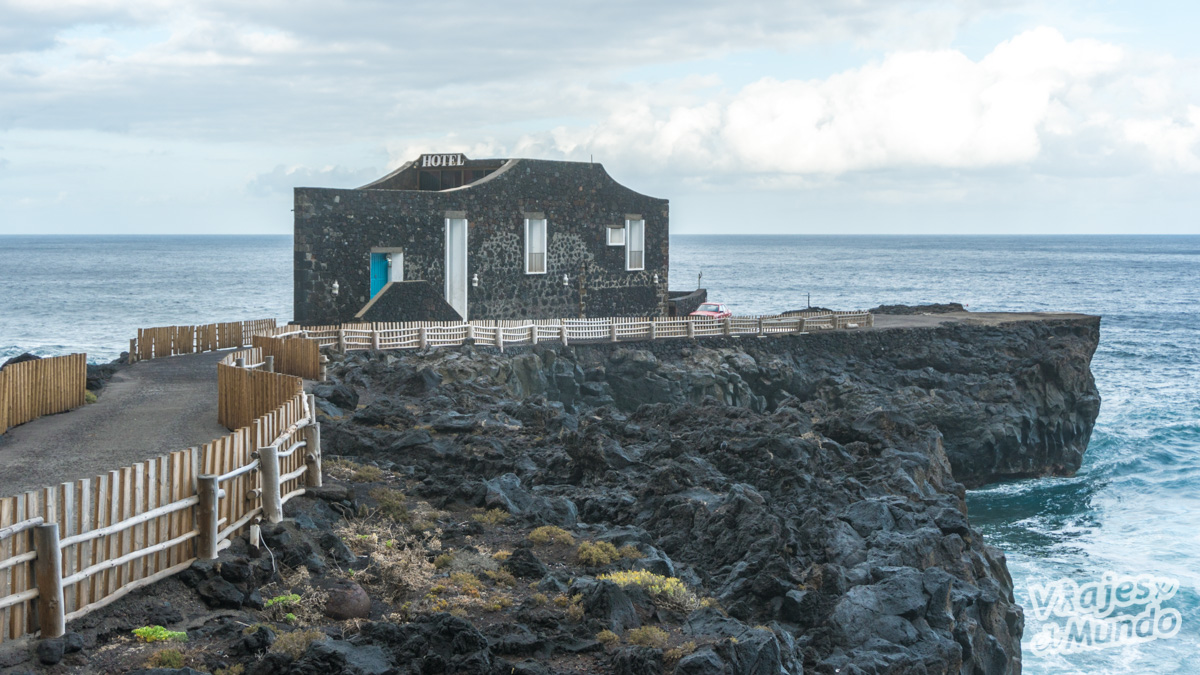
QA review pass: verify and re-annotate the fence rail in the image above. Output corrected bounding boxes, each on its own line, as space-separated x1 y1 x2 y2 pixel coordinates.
0 325 319 644
265 312 874 356
0 354 87 435
130 319 277 363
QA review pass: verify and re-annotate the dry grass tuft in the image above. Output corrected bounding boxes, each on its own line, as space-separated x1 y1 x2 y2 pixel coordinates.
367 487 410 524
627 626 669 648
270 629 326 660
337 520 437 603
471 509 511 527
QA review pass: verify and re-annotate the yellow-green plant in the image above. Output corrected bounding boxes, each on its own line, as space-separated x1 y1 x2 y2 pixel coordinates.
596 629 620 646
627 626 669 648
597 570 700 611
528 526 574 546
132 626 187 643
576 540 620 566
472 509 511 527
265 593 301 609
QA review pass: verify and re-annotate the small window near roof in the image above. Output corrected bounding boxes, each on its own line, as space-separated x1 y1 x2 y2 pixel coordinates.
607 225 625 246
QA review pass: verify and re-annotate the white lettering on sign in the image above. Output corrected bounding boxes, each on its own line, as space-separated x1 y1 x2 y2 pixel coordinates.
421 154 466 168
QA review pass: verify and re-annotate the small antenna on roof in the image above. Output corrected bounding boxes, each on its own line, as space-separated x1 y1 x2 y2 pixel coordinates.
590 154 593 164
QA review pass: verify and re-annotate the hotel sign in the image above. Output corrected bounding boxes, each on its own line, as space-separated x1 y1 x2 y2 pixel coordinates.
420 153 467 168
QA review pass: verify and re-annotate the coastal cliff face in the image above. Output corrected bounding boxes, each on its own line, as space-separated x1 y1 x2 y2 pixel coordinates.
298 316 1099 674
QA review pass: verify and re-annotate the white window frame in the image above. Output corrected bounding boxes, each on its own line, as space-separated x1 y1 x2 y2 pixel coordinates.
525 217 547 274
625 218 644 271
607 225 625 246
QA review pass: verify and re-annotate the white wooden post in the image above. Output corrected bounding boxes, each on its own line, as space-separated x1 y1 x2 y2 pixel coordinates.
337 328 347 353
686 320 696 339
610 323 618 342
304 395 322 488
318 354 328 381
758 318 764 336
259 445 283 524
723 317 732 337
34 523 65 638
648 321 657 341
530 325 538 345
197 475 220 560
419 327 429 349
560 324 568 346
466 324 475 342
372 328 381 350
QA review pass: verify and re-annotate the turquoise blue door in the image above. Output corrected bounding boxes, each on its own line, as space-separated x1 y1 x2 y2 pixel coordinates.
370 253 389 298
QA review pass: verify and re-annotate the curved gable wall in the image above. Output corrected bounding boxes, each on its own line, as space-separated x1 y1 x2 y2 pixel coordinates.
294 159 668 324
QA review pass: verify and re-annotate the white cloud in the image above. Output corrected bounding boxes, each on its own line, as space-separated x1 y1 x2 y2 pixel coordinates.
537 27 1128 176
1124 105 1200 172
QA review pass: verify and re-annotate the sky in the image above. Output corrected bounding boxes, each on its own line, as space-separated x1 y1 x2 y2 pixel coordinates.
1 0 1198 235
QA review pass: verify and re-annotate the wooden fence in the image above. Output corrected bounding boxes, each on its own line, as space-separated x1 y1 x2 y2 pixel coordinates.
0 354 87 435
0 331 320 644
264 311 874 355
251 336 321 381
130 319 277 363
216 349 304 431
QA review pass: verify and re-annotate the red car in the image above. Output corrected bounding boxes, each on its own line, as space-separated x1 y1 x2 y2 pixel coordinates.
689 302 732 319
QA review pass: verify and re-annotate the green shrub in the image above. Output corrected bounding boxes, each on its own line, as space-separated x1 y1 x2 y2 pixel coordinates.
265 593 301 609
596 629 620 646
433 553 455 569
84 390 98 404
132 625 187 643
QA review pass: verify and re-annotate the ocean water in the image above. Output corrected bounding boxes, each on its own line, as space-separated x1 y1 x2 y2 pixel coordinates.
2 234 1198 672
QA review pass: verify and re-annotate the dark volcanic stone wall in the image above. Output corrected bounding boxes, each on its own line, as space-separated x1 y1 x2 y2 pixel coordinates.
294 159 669 324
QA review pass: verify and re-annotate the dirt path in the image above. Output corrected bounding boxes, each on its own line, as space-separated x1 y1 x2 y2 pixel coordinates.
0 351 230 498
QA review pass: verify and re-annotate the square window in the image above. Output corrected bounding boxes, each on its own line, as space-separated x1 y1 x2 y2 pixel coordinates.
607 226 625 246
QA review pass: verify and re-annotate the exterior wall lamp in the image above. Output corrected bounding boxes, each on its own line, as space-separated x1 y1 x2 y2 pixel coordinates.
653 274 659 284
472 273 479 288
562 274 569 287
332 280 339 296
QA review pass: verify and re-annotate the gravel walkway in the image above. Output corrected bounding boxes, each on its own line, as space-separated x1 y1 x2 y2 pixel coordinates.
0 351 229 498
